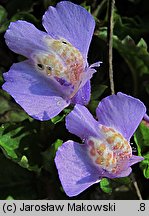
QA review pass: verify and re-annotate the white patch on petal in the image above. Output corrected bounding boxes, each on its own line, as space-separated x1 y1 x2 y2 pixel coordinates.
31 37 85 99
87 125 132 174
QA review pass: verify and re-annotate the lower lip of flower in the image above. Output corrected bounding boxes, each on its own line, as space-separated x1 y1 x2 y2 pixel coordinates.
87 125 132 174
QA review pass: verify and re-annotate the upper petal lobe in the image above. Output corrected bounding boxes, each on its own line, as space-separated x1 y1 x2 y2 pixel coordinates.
66 104 100 140
96 92 146 140
5 20 49 58
42 1 95 60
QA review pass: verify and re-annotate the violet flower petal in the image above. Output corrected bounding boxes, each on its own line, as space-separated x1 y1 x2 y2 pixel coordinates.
96 92 146 141
66 104 101 140
2 61 69 120
71 80 91 105
55 140 101 197
5 20 49 58
99 167 132 179
128 155 144 166
71 66 99 105
143 113 149 122
113 167 132 178
42 1 95 61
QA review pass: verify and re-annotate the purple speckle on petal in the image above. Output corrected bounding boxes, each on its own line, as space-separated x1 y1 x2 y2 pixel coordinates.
54 76 72 87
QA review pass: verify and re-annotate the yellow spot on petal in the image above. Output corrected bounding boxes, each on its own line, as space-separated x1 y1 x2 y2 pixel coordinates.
105 160 110 167
113 142 122 150
106 136 115 144
107 152 112 160
95 157 103 165
97 143 106 154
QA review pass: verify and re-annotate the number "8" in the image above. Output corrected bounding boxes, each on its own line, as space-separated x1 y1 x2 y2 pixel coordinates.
140 203 145 211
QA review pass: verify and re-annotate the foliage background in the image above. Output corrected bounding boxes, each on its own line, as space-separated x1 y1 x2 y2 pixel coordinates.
0 0 149 199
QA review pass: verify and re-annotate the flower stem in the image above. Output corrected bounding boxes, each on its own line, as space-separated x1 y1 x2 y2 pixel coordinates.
93 0 107 17
107 0 115 94
131 173 142 200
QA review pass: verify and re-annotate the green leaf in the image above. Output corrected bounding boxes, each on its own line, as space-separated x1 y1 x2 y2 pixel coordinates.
0 96 10 115
0 124 26 160
113 11 149 40
18 155 29 168
139 152 149 178
0 5 7 24
88 100 99 115
100 178 112 193
5 196 14 200
51 108 71 124
88 84 107 114
0 6 9 33
0 21 9 33
97 28 149 77
0 121 42 173
18 155 40 172
134 121 149 156
42 139 63 171
0 89 29 123
137 38 148 50
91 84 108 100
10 12 39 25
81 3 91 13
113 177 131 185
43 139 63 161
134 122 149 178
54 139 63 151
51 114 66 124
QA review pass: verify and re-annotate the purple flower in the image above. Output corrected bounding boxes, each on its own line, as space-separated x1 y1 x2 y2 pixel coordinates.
143 113 149 123
55 92 146 197
2 1 100 121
